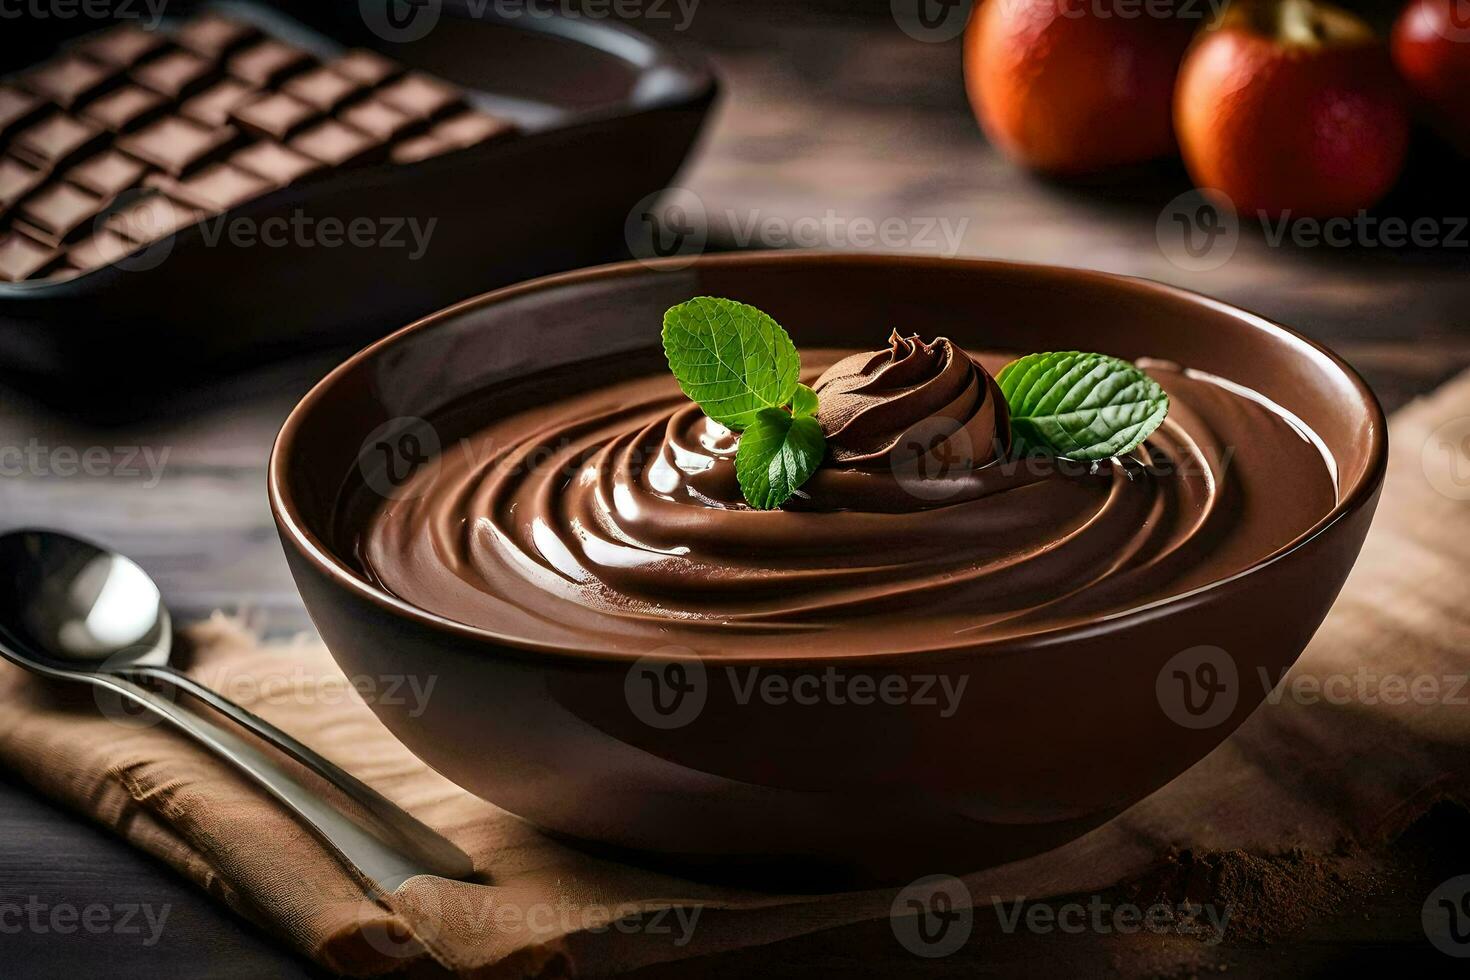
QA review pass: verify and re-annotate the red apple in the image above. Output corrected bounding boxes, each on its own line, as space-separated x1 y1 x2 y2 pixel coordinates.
1175 0 1410 218
1393 0 1470 155
964 0 1197 176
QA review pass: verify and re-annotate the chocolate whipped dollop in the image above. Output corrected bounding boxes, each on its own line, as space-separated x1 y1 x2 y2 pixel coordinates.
812 331 1010 471
353 347 1337 659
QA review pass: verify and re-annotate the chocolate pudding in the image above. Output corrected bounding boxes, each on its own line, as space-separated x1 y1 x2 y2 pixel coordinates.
347 338 1336 659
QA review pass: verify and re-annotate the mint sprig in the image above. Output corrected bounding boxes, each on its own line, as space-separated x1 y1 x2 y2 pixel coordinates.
662 297 802 431
996 351 1169 461
660 300 1173 508
662 298 827 509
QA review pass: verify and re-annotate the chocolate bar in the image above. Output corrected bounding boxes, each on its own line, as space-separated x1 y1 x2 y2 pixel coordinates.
66 150 148 199
0 232 61 282
0 155 45 211
15 182 104 246
73 25 169 69
82 85 169 133
0 12 518 282
230 91 317 140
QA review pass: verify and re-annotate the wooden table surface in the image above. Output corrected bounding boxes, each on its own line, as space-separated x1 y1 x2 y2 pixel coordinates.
3 4 1468 977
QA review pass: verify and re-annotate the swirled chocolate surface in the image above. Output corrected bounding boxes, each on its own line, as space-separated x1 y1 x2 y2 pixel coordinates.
350 345 1336 658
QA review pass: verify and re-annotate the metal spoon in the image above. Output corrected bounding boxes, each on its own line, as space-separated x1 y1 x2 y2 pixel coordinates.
0 528 474 892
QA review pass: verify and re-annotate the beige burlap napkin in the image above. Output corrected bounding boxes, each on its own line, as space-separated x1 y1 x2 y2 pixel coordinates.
2 371 1469 977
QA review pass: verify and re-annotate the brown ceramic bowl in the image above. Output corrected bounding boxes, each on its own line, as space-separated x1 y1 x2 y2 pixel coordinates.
270 253 1386 883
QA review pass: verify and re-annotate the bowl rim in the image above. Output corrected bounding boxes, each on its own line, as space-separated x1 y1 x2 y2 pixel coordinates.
269 251 1389 665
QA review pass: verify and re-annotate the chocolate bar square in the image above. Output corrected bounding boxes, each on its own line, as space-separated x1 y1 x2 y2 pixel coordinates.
74 24 169 68
120 116 239 176
0 233 62 282
81 84 169 133
132 49 218 100
66 150 149 200
432 110 515 149
11 113 106 169
0 85 47 140
388 133 452 165
230 140 325 186
228 40 313 87
338 99 419 142
375 72 463 121
67 228 136 270
330 49 403 87
231 91 319 140
105 192 203 244
180 79 257 128
149 162 272 211
15 182 106 246
22 55 119 108
173 12 260 58
0 155 46 210
290 119 383 168
283 66 364 112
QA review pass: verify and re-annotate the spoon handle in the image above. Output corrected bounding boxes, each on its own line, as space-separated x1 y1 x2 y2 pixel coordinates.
123 663 473 880
79 668 455 893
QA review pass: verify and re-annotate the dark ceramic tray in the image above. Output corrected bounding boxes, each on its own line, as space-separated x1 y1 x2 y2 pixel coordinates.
0 0 715 405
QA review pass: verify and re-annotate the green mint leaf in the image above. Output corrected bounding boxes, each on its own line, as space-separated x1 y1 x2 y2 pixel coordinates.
791 383 819 418
662 297 800 430
997 352 1169 461
735 407 826 510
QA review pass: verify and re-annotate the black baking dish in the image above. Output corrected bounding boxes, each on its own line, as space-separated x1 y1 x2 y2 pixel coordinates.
0 0 715 404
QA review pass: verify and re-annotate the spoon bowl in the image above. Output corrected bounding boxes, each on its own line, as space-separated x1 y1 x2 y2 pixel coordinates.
0 531 170 672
